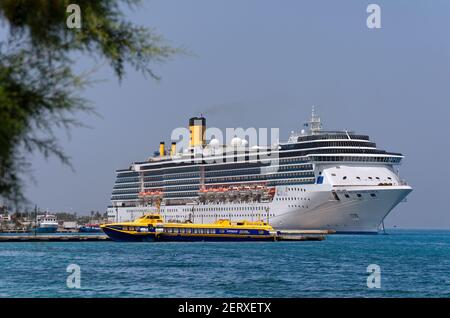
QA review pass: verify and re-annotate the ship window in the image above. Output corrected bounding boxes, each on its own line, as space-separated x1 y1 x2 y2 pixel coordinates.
356 176 361 180
370 193 376 198
345 194 350 198
357 194 362 198
343 176 347 180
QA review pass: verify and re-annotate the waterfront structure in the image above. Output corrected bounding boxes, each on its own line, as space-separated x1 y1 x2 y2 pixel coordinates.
107 108 412 233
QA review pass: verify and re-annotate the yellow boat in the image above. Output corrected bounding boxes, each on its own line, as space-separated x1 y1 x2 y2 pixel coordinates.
100 214 163 242
101 214 278 242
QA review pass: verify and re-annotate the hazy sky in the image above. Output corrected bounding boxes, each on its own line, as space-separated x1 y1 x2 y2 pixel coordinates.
5 1 450 228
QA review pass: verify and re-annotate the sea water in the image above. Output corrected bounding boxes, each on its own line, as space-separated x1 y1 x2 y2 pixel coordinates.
0 229 449 297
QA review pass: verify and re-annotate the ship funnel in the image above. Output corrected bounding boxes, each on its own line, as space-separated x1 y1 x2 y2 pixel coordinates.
189 116 206 147
159 142 165 157
170 142 176 156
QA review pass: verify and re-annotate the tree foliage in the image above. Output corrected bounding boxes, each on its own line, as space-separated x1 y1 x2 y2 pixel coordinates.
0 1 179 205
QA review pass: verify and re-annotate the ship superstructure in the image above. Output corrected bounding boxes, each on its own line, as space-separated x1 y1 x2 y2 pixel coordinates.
36 213 58 233
107 108 412 233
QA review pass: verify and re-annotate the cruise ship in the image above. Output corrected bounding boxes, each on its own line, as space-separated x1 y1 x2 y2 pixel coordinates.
107 108 412 234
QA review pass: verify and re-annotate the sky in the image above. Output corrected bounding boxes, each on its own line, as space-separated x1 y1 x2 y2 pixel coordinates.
3 1 450 228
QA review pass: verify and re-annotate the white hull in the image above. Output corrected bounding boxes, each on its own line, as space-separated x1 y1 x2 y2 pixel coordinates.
270 185 411 233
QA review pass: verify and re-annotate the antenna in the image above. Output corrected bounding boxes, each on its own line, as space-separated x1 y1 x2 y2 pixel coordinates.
309 105 322 134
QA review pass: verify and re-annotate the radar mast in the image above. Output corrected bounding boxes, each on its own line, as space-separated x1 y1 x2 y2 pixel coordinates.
309 106 322 134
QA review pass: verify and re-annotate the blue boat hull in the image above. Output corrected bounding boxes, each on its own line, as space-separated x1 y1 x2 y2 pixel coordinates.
34 227 58 234
157 234 275 242
101 227 156 242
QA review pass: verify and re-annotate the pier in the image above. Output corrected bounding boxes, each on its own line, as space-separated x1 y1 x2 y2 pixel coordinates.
0 230 334 242
0 235 110 242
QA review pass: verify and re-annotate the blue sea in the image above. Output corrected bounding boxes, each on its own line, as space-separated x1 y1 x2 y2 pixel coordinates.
0 229 449 298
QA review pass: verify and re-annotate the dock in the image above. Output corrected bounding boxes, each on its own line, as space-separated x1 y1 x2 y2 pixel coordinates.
0 230 334 243
0 235 110 242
